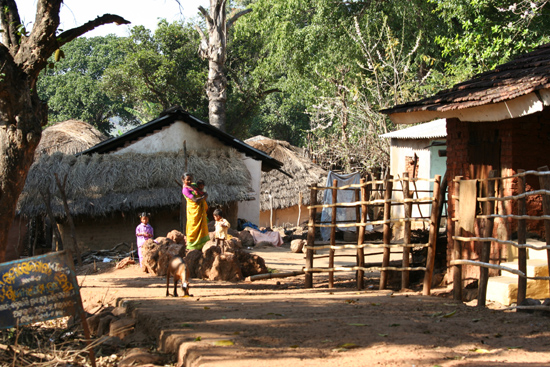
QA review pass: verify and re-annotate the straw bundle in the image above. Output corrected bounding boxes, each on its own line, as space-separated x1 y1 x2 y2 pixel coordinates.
18 149 251 217
245 136 327 211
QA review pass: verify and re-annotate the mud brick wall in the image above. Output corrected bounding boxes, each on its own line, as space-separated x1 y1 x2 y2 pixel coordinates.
445 110 550 281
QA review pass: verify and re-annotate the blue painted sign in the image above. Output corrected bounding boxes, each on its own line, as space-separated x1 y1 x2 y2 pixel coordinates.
0 251 83 329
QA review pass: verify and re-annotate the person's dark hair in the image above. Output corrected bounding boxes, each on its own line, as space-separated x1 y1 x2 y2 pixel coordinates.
139 212 151 218
196 179 205 186
213 209 223 217
182 172 193 181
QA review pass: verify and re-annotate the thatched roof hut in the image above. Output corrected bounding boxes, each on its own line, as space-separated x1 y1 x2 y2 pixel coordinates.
245 136 327 211
35 120 107 158
18 149 251 218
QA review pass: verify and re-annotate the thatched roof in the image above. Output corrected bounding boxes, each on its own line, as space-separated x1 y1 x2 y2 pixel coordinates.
18 149 251 218
36 120 107 158
245 136 327 211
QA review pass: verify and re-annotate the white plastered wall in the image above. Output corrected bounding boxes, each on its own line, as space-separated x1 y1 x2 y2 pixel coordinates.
114 121 228 154
389 138 432 221
113 120 262 223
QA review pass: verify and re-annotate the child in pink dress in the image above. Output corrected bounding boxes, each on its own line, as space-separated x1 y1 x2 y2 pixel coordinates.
136 212 154 267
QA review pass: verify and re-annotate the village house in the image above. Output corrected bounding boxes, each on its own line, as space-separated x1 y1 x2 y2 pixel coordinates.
16 108 282 254
381 43 550 301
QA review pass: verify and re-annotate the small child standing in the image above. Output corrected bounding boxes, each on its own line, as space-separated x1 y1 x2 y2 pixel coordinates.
213 209 230 254
136 212 154 267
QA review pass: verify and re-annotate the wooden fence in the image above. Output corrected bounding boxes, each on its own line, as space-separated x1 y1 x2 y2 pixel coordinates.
304 174 442 295
451 168 550 307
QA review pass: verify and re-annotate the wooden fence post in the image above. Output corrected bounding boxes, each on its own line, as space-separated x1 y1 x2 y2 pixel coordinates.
452 176 463 301
423 174 441 295
537 166 550 298
478 171 496 307
329 179 338 288
357 178 367 290
517 170 527 305
305 184 317 288
379 175 393 290
402 173 412 290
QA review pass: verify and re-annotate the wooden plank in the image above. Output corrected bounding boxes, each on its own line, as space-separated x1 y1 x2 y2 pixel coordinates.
401 173 412 290
357 178 367 290
517 169 527 304
329 179 337 288
453 176 463 301
379 175 393 290
538 166 550 298
305 184 317 288
423 174 441 295
478 170 496 307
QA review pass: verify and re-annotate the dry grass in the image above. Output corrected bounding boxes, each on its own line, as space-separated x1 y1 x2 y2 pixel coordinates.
18 149 251 218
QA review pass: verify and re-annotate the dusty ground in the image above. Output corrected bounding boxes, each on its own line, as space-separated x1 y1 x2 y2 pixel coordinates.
78 245 550 367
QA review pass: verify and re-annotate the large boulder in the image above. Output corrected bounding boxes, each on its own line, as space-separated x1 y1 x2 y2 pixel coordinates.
290 239 305 253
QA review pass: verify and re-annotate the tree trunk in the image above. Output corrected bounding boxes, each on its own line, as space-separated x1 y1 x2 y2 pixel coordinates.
197 0 251 132
0 0 128 262
0 53 45 262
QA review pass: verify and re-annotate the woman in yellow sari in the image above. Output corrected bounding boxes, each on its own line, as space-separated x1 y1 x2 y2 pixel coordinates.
182 173 209 250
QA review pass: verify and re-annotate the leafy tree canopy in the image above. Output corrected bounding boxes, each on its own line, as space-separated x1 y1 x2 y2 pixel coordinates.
37 35 136 135
431 0 550 77
102 20 209 123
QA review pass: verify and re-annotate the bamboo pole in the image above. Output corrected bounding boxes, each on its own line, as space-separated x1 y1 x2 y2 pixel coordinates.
478 170 496 307
379 175 393 290
423 174 441 295
401 173 412 289
517 169 527 304
538 166 550 298
357 178 367 290
297 191 303 227
246 271 305 281
305 184 317 288
329 179 337 288
452 176 463 301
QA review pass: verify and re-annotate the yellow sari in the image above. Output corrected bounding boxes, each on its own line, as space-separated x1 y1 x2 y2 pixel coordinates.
183 186 209 250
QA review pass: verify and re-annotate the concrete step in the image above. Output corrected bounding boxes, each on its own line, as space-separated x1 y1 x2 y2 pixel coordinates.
486 276 550 306
527 239 550 260
499 259 548 278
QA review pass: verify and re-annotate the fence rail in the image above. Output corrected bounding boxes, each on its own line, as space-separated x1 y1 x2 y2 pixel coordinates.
305 174 442 294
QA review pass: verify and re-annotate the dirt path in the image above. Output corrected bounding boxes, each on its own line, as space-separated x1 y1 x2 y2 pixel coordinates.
79 246 550 367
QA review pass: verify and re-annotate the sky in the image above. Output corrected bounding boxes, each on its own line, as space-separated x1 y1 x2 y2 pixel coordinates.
16 0 210 37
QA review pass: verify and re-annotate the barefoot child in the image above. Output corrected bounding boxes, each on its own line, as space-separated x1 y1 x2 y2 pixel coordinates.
136 212 154 267
213 209 230 253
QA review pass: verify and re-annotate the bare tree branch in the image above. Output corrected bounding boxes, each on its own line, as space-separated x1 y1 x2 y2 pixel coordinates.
227 9 252 29
198 6 213 26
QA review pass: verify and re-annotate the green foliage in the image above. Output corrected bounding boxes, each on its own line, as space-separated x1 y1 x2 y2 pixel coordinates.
37 35 136 135
431 0 550 76
102 20 209 121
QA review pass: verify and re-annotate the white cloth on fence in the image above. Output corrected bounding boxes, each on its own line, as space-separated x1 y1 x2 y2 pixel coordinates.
320 171 373 241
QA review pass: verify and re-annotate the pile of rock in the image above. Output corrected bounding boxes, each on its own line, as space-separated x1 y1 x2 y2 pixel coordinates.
140 229 268 282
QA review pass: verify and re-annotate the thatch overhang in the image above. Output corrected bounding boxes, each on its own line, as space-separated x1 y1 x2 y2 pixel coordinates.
18 149 252 218
245 136 327 211
80 107 284 173
36 120 107 158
